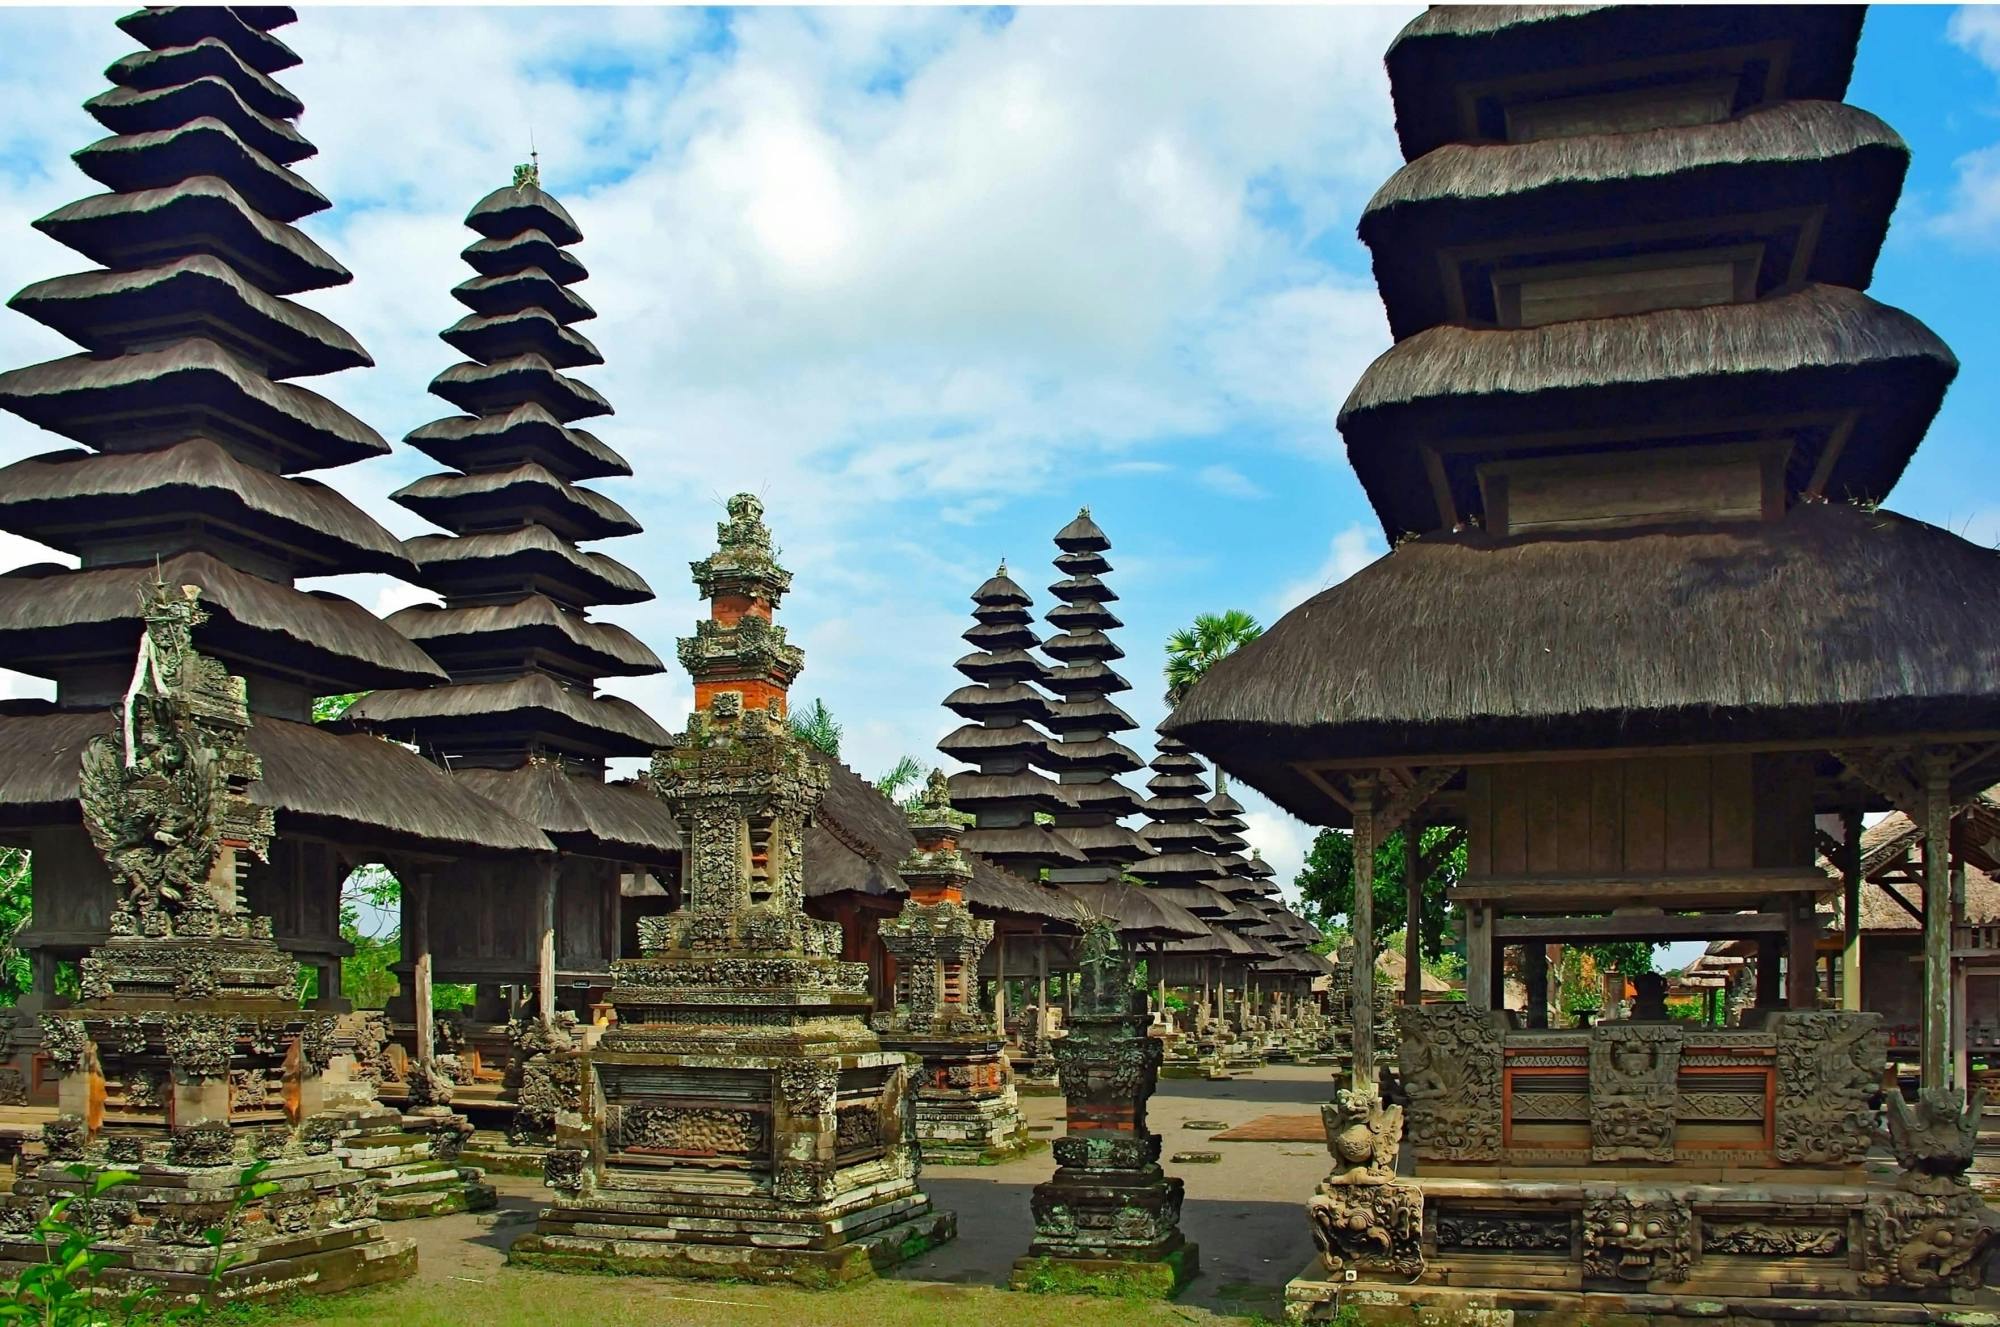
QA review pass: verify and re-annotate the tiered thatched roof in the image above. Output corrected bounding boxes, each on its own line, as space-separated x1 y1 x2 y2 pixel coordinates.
939 565 1084 875
0 5 543 855
349 168 673 862
1039 510 1148 876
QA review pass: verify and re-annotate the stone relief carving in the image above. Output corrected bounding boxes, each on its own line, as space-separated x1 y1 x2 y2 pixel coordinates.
1703 1223 1846 1257
1434 1213 1570 1253
615 1105 765 1157
1581 1193 1691 1284
1307 1179 1423 1280
1588 1023 1681 1162
1861 1189 1998 1293
1396 1004 1502 1162
1885 1085 1984 1193
1771 1011 1885 1165
1321 1085 1401 1185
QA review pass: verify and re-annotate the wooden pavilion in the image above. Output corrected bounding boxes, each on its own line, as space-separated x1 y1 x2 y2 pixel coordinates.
1167 5 2000 1317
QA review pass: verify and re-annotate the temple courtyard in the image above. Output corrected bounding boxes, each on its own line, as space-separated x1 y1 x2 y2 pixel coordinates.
272 1066 1336 1327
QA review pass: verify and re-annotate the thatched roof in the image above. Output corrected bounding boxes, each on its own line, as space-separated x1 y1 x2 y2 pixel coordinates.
1363 101 1906 340
348 674 672 756
76 118 328 223
462 230 589 285
34 176 349 296
1383 6 1864 160
1057 880 1208 943
405 404 631 482
452 269 594 324
442 308 600 369
453 764 677 864
1164 504 2000 825
405 524 651 606
116 7 302 74
802 755 1088 927
0 551 445 691
87 79 313 167
109 39 303 121
0 440 412 577
1343 285 1956 538
384 596 662 678
466 182 583 247
392 462 640 542
0 706 551 855
0 336 390 472
429 353 611 422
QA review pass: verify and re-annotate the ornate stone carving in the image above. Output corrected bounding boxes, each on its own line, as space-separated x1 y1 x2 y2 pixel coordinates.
1771 1011 1885 1165
1434 1213 1570 1253
777 1061 839 1118
1321 1085 1401 1185
1307 1179 1423 1279
1885 1085 1984 1193
1703 1223 1846 1257
615 1106 764 1157
1588 1023 1680 1162
78 581 273 935
42 1116 85 1162
168 1120 237 1168
40 1017 89 1075
1861 1188 1997 1292
162 1012 233 1078
1581 1193 1691 1284
1396 1004 1502 1162
406 1057 457 1108
544 1147 585 1196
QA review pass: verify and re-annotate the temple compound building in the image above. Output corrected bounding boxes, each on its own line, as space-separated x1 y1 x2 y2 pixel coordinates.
1167 6 2000 1321
349 166 677 1125
510 495 954 1286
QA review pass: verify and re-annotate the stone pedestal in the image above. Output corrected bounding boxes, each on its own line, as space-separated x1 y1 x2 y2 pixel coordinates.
1011 920 1196 1298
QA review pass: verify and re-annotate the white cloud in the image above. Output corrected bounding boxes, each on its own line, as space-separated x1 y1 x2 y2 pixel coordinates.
1197 464 1267 500
1273 523 1385 614
1933 9 2000 241
1242 799 1316 905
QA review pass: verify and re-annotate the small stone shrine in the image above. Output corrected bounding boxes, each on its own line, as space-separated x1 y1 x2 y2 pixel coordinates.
873 771 1033 1164
1012 918 1195 1298
510 495 954 1285
0 582 413 1298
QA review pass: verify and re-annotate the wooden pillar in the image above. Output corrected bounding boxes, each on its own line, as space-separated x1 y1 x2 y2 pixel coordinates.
1522 940 1549 1029
1034 939 1048 1046
1492 938 1507 1012
1786 896 1818 1010
410 872 435 1065
1841 807 1864 1011
1755 936 1781 1009
1348 777 1377 1092
1465 904 1494 1014
993 928 1008 1035
1923 751 1952 1091
1954 854 1969 1089
537 861 558 1023
1403 819 1423 1007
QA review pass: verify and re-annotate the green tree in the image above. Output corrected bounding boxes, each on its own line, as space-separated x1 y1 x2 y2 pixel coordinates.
0 849 30 1006
787 697 842 756
312 692 365 723
874 755 924 804
1163 610 1264 707
1293 824 1467 964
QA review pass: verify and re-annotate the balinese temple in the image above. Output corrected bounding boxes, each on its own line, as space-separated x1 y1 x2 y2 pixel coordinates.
349 166 676 1078
1130 743 1248 1043
1168 4 2000 1317
0 2 551 1079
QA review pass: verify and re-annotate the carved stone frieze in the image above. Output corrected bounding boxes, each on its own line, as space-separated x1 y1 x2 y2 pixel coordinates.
168 1120 236 1168
544 1147 586 1196
1308 1178 1423 1279
162 1012 233 1078
1861 1187 1998 1292
1588 1023 1681 1162
1434 1212 1570 1253
1581 1193 1691 1284
1396 1004 1502 1162
40 1017 89 1075
1703 1223 1846 1257
1771 1011 1886 1165
614 1105 765 1157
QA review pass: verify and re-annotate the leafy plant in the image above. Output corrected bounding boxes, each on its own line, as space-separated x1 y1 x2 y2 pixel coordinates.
0 851 31 1007
1294 824 1467 964
1163 609 1263 707
786 698 842 756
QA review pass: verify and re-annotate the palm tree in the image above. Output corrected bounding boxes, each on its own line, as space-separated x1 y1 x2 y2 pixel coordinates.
1164 609 1264 706
1164 610 1264 795
875 755 925 804
787 697 842 756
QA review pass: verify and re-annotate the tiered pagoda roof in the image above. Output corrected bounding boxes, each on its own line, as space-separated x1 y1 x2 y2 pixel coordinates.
939 564 1084 877
1038 510 1148 876
1165 3 2000 823
0 5 542 856
350 165 674 861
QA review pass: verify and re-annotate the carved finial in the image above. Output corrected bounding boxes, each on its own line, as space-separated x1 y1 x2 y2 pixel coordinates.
513 150 540 190
996 560 1008 577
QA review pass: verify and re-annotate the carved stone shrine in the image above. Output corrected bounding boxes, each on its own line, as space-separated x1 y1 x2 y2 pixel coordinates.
873 772 1033 1164
510 496 954 1286
0 582 413 1298
1011 918 1196 1298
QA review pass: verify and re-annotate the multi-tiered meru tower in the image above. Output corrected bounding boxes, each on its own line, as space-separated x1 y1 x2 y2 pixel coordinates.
350 166 675 1087
510 495 954 1286
0 7 548 1051
1168 6 2000 1320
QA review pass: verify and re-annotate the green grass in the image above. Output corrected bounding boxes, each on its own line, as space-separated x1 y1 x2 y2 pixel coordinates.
252 1268 1260 1327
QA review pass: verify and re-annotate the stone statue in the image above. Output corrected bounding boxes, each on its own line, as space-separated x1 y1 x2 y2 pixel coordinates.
1588 1024 1680 1162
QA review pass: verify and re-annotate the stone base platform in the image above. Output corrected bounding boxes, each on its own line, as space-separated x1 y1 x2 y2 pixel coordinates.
460 1132 552 1178
920 1130 1045 1166
334 1107 497 1221
510 1206 956 1288
1010 1241 1199 1299
0 1224 416 1304
1285 1274 2000 1326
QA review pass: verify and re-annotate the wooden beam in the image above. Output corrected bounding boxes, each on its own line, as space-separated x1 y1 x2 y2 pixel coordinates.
1293 730 2000 776
1494 912 1788 941
1451 869 1830 908
1878 880 1924 926
1464 903 1494 1015
1786 897 1818 1009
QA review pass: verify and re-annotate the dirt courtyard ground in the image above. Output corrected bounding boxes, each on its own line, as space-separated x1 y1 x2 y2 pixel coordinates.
272 1063 1338 1327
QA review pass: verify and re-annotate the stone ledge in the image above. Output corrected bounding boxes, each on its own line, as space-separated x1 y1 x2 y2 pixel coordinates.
508 1207 956 1289
1010 1243 1199 1300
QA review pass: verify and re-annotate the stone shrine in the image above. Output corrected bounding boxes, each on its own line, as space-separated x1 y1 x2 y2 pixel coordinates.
874 772 1033 1164
0 582 413 1298
1012 918 1196 1298
510 495 954 1285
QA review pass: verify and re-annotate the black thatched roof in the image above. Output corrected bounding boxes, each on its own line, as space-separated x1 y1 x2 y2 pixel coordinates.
1343 284 1956 538
405 404 631 482
348 673 672 757
803 755 1088 927
1164 504 2000 825
1384 6 1864 160
453 763 677 864
392 462 640 542
1058 880 1208 944
1363 101 1908 341
0 707 550 855
385 596 661 679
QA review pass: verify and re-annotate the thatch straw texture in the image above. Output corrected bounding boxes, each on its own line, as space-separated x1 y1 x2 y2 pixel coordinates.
405 524 651 604
75 118 328 223
404 404 631 481
109 39 303 121
384 596 662 676
0 551 445 688
466 183 583 246
0 707 551 853
392 462 640 541
0 440 412 576
1164 504 2000 825
1056 880 1208 943
348 673 672 751
453 764 677 863
87 79 312 166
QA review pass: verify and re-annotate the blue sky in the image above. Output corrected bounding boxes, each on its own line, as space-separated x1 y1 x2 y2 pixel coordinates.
0 5 1997 913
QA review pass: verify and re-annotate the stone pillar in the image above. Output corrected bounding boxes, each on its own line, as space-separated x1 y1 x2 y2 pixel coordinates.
537 861 558 1024
410 872 435 1066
